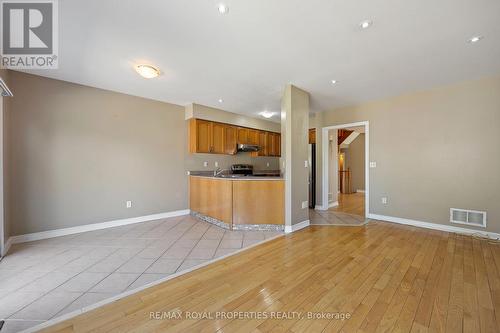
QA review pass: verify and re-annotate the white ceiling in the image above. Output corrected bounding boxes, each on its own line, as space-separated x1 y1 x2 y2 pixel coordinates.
23 0 500 121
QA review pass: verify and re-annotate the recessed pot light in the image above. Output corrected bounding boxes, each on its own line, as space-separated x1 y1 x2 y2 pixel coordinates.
359 20 372 29
468 36 483 43
135 64 160 79
331 79 337 84
260 111 275 119
218 99 223 103
218 4 228 14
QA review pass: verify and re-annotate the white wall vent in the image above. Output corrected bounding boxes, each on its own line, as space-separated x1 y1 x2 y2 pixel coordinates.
450 208 487 228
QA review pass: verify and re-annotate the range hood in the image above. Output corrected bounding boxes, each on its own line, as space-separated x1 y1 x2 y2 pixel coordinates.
237 143 260 152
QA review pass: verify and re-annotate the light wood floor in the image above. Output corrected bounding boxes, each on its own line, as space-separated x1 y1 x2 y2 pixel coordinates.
42 222 500 333
331 192 365 217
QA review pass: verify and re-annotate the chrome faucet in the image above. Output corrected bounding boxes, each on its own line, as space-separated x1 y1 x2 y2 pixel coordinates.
214 167 224 177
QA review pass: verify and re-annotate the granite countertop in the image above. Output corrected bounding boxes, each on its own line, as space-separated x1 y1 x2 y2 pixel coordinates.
189 170 283 181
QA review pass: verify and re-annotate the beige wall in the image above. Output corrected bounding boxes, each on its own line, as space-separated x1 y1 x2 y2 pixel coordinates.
0 69 10 252
6 71 188 235
282 85 309 226
187 103 281 132
185 104 280 171
344 133 365 191
316 75 500 233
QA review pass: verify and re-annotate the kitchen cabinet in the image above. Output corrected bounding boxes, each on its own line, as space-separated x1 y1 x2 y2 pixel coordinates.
189 118 281 156
273 133 281 156
190 119 212 153
237 128 249 144
266 132 274 156
248 129 259 145
224 125 237 155
252 131 268 157
189 176 284 228
212 122 225 154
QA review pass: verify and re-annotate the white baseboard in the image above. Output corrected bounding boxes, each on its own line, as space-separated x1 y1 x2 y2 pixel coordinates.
356 190 366 193
285 220 310 233
368 213 500 240
1 237 13 257
7 209 190 247
328 201 339 208
315 205 326 210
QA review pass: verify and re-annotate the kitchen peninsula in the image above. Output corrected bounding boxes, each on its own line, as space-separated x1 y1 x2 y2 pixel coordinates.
189 174 284 231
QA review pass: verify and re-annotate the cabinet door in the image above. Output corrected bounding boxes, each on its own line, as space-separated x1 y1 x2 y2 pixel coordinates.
212 122 225 154
237 128 249 144
274 133 281 157
225 125 237 155
248 129 259 145
267 132 276 156
258 131 268 156
195 119 212 153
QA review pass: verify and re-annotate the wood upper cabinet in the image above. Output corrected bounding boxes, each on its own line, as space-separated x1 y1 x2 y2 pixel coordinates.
251 131 268 157
189 118 281 156
309 128 316 144
190 119 212 153
266 132 281 157
224 125 237 155
248 129 259 145
267 132 276 156
211 122 225 154
273 133 281 156
237 128 249 144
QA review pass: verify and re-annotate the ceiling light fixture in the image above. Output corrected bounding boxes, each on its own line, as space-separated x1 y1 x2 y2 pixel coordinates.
260 111 275 119
359 20 372 29
331 79 337 84
218 3 228 14
135 64 160 79
218 99 223 103
468 36 483 43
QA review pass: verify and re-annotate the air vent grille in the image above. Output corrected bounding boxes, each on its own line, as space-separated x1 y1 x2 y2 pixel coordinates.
450 208 487 228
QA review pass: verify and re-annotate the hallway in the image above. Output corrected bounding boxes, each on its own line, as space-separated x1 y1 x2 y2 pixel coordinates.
331 192 365 217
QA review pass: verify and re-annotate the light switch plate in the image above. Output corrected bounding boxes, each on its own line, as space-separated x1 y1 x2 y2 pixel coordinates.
215 161 219 167
370 162 377 168
381 197 388 204
302 201 309 209
203 161 208 167
126 201 132 208
304 160 308 168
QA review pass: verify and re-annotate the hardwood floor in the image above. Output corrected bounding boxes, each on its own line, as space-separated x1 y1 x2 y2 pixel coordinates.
331 192 365 217
41 222 500 333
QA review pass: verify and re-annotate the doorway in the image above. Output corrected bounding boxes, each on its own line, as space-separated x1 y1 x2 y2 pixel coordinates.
321 121 369 221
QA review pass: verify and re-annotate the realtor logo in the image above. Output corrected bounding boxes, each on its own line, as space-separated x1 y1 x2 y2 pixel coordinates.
1 0 58 68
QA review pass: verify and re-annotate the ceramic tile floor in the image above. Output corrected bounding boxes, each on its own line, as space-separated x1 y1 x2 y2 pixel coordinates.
0 215 282 332
309 209 368 226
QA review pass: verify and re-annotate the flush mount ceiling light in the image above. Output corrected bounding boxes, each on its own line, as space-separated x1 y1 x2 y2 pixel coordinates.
359 20 373 29
468 36 483 43
217 3 229 14
260 111 275 119
331 79 338 84
135 64 160 79
218 98 223 103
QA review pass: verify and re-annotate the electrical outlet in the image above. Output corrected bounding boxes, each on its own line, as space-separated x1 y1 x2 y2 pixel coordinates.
302 201 308 209
203 161 208 167
215 161 219 167
381 197 388 205
126 201 132 208
266 162 270 167
370 162 377 168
